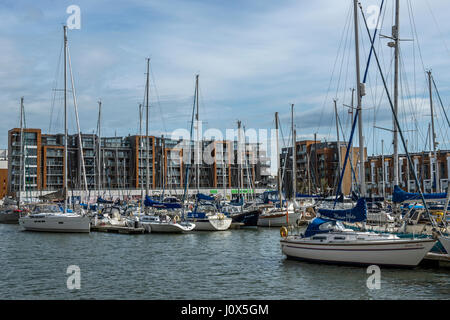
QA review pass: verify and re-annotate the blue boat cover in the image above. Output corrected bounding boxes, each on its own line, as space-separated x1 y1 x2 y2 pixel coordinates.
304 217 335 238
187 211 207 219
144 196 182 209
317 198 367 222
392 185 447 203
97 197 113 204
196 193 215 202
80 203 98 211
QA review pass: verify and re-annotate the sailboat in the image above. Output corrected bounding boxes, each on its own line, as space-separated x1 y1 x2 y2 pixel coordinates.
179 75 231 231
281 0 437 267
280 199 436 267
258 112 301 227
220 121 261 227
138 214 195 233
221 197 261 227
186 194 232 231
131 59 195 233
1 98 27 224
19 26 90 233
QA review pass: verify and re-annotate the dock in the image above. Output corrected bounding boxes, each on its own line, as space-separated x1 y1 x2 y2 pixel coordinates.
420 252 450 269
91 225 145 234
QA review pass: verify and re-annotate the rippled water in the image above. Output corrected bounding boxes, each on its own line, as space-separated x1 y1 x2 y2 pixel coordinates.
0 224 448 300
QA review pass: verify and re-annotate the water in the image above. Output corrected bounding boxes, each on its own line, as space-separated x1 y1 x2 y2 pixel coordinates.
0 224 449 300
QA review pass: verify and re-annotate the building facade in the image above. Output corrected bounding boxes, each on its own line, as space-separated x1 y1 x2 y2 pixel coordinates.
366 151 450 196
281 140 364 196
0 149 7 199
7 128 271 196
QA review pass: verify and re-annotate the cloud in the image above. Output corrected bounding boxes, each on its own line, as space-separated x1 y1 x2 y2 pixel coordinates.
0 0 449 159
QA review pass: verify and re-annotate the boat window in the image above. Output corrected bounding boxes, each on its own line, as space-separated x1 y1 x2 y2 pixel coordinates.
312 236 327 240
334 236 346 240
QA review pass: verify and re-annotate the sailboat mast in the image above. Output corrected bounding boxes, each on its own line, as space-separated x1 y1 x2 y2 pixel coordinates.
275 112 283 208
64 25 68 214
291 104 296 200
350 88 355 192
145 58 150 197
237 120 243 199
18 97 24 207
222 142 226 198
195 75 200 192
139 104 144 201
427 70 440 192
97 100 102 196
334 99 342 186
353 0 366 196
381 139 385 198
393 0 400 188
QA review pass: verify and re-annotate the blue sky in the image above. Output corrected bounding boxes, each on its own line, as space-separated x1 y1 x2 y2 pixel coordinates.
1 0 450 173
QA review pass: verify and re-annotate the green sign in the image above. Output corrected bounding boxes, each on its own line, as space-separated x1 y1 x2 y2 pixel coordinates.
231 189 254 194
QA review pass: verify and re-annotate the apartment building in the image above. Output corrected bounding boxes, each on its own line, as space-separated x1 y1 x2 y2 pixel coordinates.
366 151 450 195
281 140 363 196
7 128 271 195
0 149 7 199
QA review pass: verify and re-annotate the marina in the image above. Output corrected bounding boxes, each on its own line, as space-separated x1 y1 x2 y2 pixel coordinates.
1 0 450 302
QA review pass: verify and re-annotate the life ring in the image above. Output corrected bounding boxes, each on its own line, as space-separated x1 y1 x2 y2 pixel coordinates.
173 215 180 223
280 226 288 238
434 211 443 223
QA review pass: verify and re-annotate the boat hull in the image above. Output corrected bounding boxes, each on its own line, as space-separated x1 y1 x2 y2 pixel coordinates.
142 222 195 233
19 215 91 233
280 238 436 267
438 236 450 255
230 209 261 226
257 211 301 227
190 217 232 231
0 210 20 224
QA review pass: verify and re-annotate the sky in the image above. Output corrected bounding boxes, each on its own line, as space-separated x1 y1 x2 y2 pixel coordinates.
1 0 450 174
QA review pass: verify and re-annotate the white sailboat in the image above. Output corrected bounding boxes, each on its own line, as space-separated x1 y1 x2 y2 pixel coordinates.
187 201 232 231
258 112 301 227
281 216 436 267
19 204 90 233
19 26 90 233
280 0 436 267
180 75 232 232
138 214 195 233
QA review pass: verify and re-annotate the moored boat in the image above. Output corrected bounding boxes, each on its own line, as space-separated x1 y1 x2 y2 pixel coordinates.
257 207 301 227
19 204 90 233
138 214 195 233
280 198 436 267
0 207 22 224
